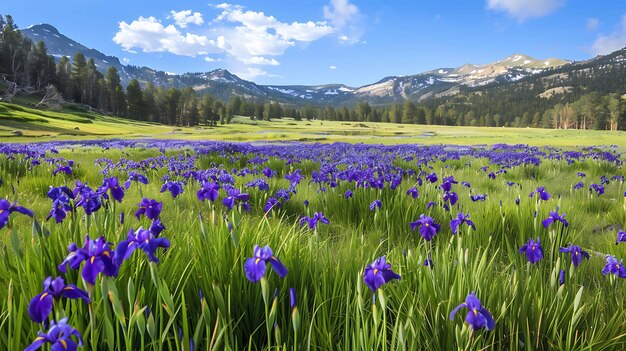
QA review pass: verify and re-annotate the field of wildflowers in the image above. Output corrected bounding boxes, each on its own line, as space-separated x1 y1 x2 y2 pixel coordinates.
0 140 625 350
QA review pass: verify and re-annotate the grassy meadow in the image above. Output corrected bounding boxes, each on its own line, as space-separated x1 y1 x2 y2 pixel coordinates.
1 101 626 350
1 100 626 147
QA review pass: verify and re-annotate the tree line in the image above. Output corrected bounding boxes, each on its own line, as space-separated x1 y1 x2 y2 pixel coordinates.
1 14 625 130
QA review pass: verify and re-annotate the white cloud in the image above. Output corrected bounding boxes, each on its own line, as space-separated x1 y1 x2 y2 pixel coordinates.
329 65 337 70
113 16 219 56
591 14 626 55
586 18 599 31
323 0 363 44
204 56 221 62
324 0 359 28
486 0 564 21
169 10 204 28
243 56 280 65
113 1 359 72
234 67 277 80
214 5 334 63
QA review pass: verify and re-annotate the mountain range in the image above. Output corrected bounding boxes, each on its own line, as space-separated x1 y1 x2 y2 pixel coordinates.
21 23 625 107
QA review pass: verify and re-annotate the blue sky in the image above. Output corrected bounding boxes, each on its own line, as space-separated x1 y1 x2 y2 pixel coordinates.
3 0 626 86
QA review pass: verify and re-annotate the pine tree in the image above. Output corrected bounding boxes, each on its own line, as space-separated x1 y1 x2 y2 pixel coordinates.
126 79 145 120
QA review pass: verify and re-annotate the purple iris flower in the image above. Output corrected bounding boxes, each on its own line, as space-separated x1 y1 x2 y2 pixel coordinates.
443 191 458 206
300 212 330 229
602 255 626 278
441 176 458 192
115 227 170 265
53 165 72 176
47 186 74 201
28 276 90 323
406 187 418 198
47 195 72 224
616 230 626 245
472 193 490 203
449 292 495 331
542 211 568 229
410 215 441 241
149 219 166 236
426 172 438 183
74 184 102 215
97 177 125 202
519 237 543 264
0 199 34 230
263 197 282 213
222 188 250 211
590 183 604 195
243 245 288 282
262 167 277 178
559 245 590 267
289 287 297 310
573 182 584 190
369 199 382 211
577 172 586 178
124 171 148 189
426 201 437 209
160 181 183 198
559 269 566 285
344 190 353 199
529 186 551 201
450 212 475 235
462 181 471 188
135 198 162 220
197 181 220 202
58 235 119 285
363 256 401 295
24 318 83 351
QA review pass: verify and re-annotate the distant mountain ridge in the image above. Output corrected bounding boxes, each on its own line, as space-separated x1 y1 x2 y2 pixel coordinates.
21 23 620 107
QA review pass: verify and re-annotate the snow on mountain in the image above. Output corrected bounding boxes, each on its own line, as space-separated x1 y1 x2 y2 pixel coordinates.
21 23 581 106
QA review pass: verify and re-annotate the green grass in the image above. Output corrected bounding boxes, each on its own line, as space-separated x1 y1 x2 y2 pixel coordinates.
1 142 626 350
1 101 626 147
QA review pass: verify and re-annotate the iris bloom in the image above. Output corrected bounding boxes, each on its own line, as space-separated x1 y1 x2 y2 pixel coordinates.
28 276 90 323
406 187 418 198
542 211 568 229
441 176 458 192
24 318 83 351
449 292 495 331
443 191 458 206
519 237 543 264
160 181 183 198
369 199 382 211
529 186 551 201
601 255 626 278
363 256 401 295
470 194 487 202
115 227 170 265
97 177 125 202
197 181 220 202
410 215 441 241
616 230 626 245
573 182 584 190
263 197 281 213
426 172 438 183
300 212 330 230
450 212 475 235
559 245 590 267
58 235 119 285
135 198 162 220
590 183 605 195
222 188 250 211
124 171 148 189
0 199 34 230
344 190 353 199
243 245 288 282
